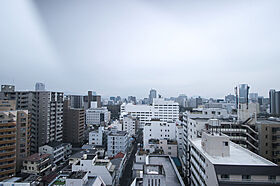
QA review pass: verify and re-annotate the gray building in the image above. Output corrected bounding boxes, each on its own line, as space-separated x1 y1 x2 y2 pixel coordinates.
149 89 157 105
0 85 64 153
269 89 280 115
67 95 84 109
35 82 45 91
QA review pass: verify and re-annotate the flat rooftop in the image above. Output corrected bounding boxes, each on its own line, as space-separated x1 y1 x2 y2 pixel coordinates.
148 156 184 186
190 138 277 166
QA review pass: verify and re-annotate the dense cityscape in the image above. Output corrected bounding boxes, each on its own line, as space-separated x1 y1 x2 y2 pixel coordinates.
0 83 279 185
1 0 280 185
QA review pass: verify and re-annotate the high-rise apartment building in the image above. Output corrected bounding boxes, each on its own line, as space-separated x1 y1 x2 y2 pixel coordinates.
0 109 30 180
63 100 85 144
0 86 64 153
0 100 30 174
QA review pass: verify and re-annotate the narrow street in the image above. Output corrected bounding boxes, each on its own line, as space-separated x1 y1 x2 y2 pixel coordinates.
119 131 142 186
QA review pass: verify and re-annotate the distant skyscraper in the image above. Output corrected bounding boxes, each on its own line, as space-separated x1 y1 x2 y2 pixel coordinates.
249 93 258 103
149 89 157 104
84 91 101 109
269 89 280 115
35 82 45 91
235 84 250 108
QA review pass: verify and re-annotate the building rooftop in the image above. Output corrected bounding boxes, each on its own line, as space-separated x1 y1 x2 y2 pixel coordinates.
190 138 277 166
24 153 50 162
109 130 127 136
70 149 97 159
257 118 280 124
148 155 185 186
68 171 87 179
45 141 63 148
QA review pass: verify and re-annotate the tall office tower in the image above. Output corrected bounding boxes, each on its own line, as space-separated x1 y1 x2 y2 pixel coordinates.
0 86 64 153
149 89 157 104
63 100 85 144
0 100 30 179
269 89 280 115
84 91 101 109
35 82 45 91
66 95 84 108
236 84 250 105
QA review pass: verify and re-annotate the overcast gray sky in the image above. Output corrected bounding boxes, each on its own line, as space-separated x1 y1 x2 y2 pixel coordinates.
1 0 280 98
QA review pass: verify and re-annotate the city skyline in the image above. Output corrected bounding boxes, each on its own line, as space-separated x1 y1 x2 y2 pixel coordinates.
1 0 280 98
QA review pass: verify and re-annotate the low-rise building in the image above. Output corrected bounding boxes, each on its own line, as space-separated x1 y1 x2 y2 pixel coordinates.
72 154 115 186
131 155 185 186
188 131 280 186
65 171 105 186
143 119 176 148
122 114 139 137
86 107 110 126
39 142 72 166
89 126 105 146
107 130 129 157
146 139 178 157
21 153 52 176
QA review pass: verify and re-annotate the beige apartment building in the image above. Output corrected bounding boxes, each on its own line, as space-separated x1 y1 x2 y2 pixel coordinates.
258 118 280 165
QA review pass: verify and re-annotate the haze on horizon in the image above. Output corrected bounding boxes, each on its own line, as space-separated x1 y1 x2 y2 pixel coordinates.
0 0 280 99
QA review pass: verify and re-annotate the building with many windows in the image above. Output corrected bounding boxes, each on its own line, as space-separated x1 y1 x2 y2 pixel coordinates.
121 98 179 129
0 86 64 153
63 100 85 144
188 131 280 186
107 129 129 157
86 107 110 126
143 119 176 148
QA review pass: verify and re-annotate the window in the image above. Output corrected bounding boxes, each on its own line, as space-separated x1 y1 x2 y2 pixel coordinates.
221 174 229 180
223 142 228 146
269 175 276 181
242 175 251 180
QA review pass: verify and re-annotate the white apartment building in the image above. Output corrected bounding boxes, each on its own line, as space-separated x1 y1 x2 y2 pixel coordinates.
122 114 139 137
131 155 185 186
72 154 114 186
121 98 179 128
143 119 176 148
86 107 110 125
188 131 280 186
146 139 178 157
89 126 104 146
107 130 129 157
